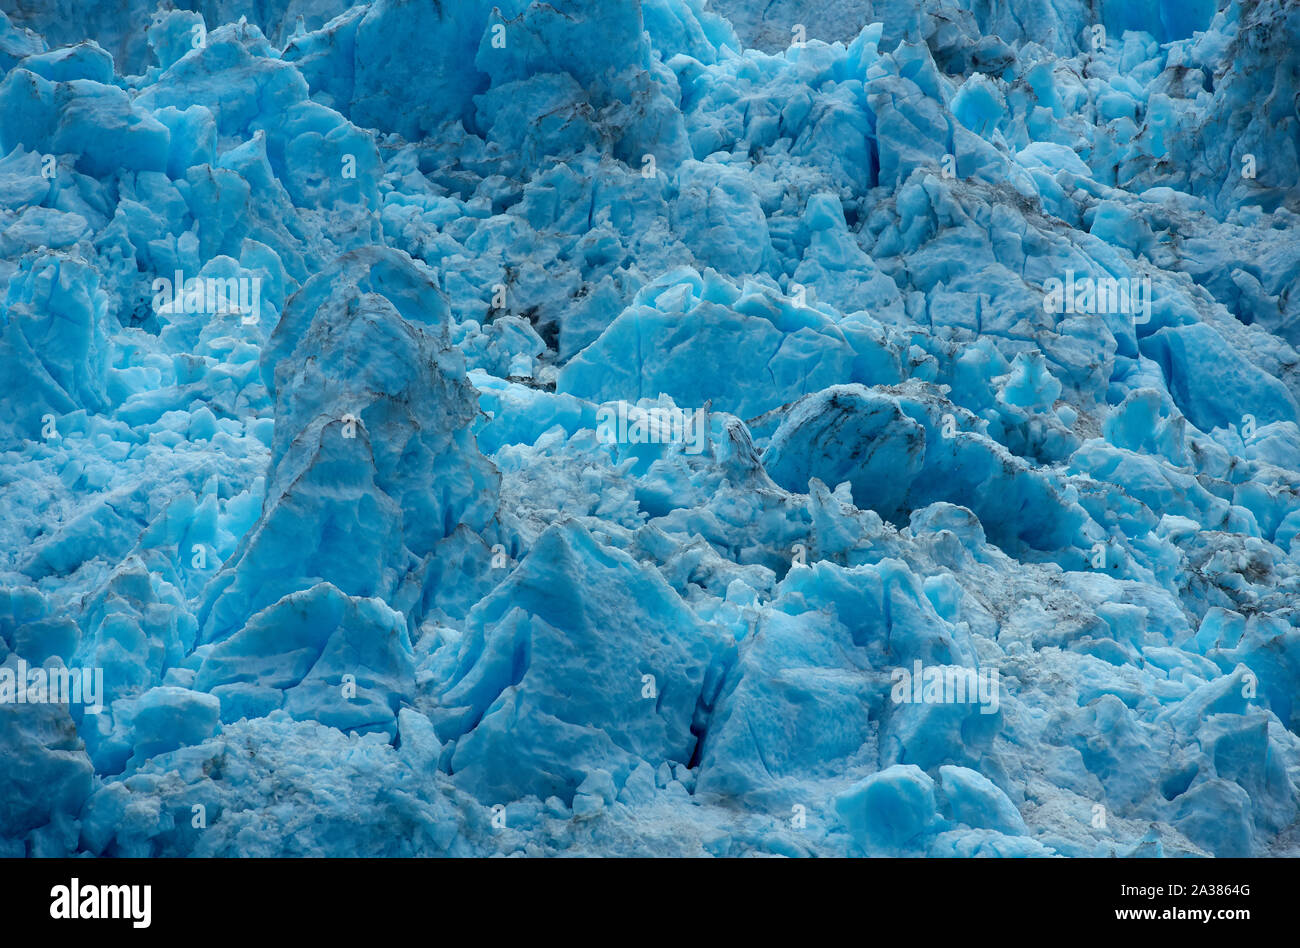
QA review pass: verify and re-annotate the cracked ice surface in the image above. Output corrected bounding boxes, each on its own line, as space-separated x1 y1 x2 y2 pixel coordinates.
1 0 1299 857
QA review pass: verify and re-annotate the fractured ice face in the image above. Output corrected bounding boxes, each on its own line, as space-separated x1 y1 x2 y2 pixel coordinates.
1 0 1299 858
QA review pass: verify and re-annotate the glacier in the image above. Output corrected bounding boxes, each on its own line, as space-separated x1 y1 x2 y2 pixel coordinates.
0 0 1299 858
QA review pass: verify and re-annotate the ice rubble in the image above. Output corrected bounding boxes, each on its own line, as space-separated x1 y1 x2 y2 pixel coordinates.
1 0 1299 857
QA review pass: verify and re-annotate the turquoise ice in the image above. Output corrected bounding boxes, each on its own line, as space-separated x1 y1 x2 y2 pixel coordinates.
1 0 1299 857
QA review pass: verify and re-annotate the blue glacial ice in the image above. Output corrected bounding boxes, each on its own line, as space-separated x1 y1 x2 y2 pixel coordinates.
1 0 1300 857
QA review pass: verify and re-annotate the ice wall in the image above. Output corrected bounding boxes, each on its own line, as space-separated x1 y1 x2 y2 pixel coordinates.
1 0 1299 857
